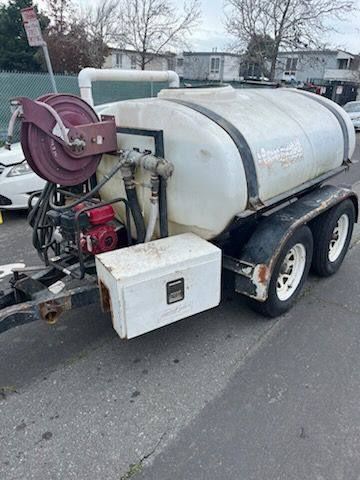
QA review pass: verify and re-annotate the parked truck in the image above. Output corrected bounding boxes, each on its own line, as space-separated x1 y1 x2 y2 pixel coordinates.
0 68 357 338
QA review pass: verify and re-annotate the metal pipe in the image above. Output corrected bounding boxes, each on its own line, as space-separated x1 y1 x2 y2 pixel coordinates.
120 150 174 179
78 68 180 106
42 43 58 94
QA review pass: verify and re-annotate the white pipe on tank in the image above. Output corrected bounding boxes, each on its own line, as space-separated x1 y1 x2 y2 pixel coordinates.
145 200 159 242
78 67 180 106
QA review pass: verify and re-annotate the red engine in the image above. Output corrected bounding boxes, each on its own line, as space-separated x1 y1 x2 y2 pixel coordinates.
74 204 118 255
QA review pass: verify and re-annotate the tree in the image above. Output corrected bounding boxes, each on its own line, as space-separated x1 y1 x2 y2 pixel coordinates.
118 0 201 70
0 0 49 71
241 34 275 78
224 0 356 80
83 0 119 68
42 0 111 73
45 0 73 35
43 19 94 74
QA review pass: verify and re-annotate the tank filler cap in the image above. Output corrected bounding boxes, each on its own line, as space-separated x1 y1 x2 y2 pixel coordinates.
15 94 118 186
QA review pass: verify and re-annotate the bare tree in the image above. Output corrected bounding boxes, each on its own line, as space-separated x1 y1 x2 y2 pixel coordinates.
118 0 201 70
45 0 74 35
84 0 121 68
43 0 109 73
224 0 356 80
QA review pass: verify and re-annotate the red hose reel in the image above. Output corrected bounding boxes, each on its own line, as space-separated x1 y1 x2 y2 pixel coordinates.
18 94 117 186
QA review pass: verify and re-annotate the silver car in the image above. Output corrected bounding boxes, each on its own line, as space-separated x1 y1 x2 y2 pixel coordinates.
343 101 360 131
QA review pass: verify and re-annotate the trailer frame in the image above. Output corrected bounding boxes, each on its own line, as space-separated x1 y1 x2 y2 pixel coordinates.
0 184 357 335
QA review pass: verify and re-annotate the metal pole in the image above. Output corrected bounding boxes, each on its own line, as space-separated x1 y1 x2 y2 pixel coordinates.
42 43 58 93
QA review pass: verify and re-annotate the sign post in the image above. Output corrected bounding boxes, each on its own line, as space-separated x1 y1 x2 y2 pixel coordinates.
20 7 58 93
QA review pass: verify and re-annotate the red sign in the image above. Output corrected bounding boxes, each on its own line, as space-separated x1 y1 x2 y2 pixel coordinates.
21 7 44 47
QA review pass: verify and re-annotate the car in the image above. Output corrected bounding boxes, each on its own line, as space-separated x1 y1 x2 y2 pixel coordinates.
0 101 119 210
343 101 360 131
0 142 45 210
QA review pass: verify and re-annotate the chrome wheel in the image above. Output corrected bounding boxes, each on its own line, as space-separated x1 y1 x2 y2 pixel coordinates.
276 243 306 302
328 213 349 263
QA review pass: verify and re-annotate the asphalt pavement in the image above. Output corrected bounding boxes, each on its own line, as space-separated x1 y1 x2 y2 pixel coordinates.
137 243 360 480
0 134 359 480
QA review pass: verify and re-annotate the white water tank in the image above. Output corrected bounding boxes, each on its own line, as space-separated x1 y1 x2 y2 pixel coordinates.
97 86 355 239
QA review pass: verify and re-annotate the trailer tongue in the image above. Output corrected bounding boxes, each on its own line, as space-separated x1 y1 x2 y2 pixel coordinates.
0 69 357 337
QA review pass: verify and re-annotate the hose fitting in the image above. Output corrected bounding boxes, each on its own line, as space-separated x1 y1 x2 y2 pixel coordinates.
119 150 174 179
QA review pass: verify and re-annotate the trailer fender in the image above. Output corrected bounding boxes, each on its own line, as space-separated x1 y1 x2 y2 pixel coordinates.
223 185 358 301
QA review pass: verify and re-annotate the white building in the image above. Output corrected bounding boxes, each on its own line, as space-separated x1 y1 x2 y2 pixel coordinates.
104 48 177 72
275 49 360 84
182 51 241 82
103 48 243 83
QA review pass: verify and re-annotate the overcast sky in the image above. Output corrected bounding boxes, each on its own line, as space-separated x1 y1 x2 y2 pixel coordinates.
191 0 360 53
34 0 360 54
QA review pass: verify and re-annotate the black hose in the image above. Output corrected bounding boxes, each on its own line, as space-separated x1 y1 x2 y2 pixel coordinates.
125 186 146 243
159 177 168 238
28 182 56 262
48 161 123 212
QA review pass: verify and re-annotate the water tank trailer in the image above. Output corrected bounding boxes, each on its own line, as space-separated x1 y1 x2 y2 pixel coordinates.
0 69 357 338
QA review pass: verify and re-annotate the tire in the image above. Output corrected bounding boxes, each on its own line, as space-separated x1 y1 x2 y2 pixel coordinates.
249 225 313 318
311 199 355 277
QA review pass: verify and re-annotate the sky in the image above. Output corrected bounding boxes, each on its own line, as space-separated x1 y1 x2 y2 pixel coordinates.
29 0 360 55
190 0 360 54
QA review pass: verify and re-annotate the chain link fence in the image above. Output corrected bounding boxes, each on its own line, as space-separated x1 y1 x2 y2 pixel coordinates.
0 70 166 142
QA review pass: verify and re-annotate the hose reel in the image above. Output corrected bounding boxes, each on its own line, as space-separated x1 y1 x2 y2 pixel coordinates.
13 94 118 186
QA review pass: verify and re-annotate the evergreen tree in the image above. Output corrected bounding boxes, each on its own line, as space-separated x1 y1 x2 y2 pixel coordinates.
0 0 49 71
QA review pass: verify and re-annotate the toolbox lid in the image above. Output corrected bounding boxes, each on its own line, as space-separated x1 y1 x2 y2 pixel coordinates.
95 233 220 281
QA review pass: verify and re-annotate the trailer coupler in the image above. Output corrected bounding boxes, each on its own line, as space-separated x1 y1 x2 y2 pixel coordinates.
0 278 99 335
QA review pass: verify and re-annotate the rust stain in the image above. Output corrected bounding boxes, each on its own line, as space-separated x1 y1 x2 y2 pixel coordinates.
99 281 111 313
257 264 269 284
98 281 116 329
39 296 71 324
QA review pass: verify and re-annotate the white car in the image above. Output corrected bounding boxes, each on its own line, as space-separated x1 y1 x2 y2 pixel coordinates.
343 101 360 131
0 102 119 210
0 143 45 210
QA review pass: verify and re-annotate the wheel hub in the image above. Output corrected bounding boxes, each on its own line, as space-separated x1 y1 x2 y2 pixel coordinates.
276 243 306 302
328 214 349 263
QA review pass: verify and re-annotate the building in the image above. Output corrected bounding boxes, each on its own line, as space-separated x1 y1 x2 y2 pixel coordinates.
175 54 184 78
182 51 242 82
274 49 360 105
103 49 242 82
275 49 360 84
103 48 177 72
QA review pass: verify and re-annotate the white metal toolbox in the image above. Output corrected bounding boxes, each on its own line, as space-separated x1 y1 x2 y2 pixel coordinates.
95 233 221 339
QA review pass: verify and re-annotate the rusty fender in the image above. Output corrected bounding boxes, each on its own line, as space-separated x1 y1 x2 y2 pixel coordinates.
0 282 100 335
223 185 358 301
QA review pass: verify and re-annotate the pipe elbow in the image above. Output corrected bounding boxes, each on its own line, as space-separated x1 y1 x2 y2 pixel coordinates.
78 67 97 88
167 70 180 88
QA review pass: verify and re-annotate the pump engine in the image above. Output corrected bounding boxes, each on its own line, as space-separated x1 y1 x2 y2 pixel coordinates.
47 203 120 256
